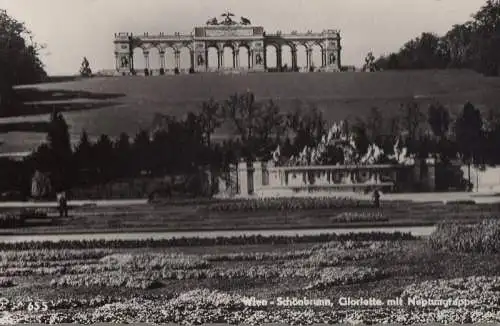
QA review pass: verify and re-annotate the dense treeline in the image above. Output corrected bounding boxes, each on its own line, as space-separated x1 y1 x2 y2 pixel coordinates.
1 91 499 198
0 9 47 113
375 0 500 76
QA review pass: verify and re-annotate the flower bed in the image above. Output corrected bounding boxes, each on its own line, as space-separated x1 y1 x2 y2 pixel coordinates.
305 240 405 267
330 211 388 223
304 266 387 290
0 277 14 287
0 259 100 269
402 276 500 307
0 266 66 277
304 249 382 267
0 249 113 262
51 271 162 289
429 220 500 253
99 253 210 270
0 232 417 250
312 240 403 251
206 197 373 212
202 250 312 262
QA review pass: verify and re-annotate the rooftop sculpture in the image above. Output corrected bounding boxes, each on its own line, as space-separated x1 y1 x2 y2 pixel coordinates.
206 12 252 26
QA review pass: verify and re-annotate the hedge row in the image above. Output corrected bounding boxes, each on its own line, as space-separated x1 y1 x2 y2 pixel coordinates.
0 232 417 250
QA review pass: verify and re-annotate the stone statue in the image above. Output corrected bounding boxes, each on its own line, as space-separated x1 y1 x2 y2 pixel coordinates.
329 53 335 65
206 17 218 25
197 54 204 66
240 16 251 25
221 11 236 25
120 56 129 68
256 53 262 65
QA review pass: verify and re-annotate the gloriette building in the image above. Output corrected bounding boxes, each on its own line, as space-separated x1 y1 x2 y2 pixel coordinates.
113 12 342 75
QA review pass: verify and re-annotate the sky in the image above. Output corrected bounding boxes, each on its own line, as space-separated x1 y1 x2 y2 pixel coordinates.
0 0 487 75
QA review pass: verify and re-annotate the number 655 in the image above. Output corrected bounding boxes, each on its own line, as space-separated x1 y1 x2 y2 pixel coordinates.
27 302 49 312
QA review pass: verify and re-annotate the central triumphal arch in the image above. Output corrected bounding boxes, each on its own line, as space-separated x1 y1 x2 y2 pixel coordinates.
114 13 342 75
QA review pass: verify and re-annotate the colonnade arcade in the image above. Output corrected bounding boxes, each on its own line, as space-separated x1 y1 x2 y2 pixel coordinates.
114 13 342 75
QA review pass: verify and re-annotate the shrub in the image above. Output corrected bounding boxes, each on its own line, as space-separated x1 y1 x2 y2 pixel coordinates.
206 197 373 212
19 209 47 219
429 220 500 254
0 213 24 228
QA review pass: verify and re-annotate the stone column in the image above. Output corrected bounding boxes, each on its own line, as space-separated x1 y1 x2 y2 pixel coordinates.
233 49 239 68
174 50 180 69
291 49 297 71
253 161 263 193
321 50 325 67
190 50 194 71
114 53 119 70
248 51 252 69
426 158 436 192
159 51 165 70
218 50 223 69
337 37 342 69
129 53 134 72
143 50 150 70
307 49 312 70
237 161 249 196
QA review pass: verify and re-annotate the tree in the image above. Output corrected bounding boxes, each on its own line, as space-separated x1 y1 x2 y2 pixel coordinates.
133 130 152 174
373 1 500 75
427 103 452 161
399 102 425 154
199 98 223 147
74 130 94 184
114 132 131 177
224 92 286 160
468 0 500 75
366 107 384 144
0 9 46 110
455 102 483 187
428 103 450 140
79 57 92 77
94 134 114 181
286 104 326 152
46 110 73 191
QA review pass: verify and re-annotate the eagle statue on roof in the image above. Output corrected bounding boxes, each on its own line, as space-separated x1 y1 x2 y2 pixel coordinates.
240 17 251 25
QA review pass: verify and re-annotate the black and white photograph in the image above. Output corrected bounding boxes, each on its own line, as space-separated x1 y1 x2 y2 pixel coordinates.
0 0 499 324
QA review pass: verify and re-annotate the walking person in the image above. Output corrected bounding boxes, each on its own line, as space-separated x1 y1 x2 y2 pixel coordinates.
57 191 68 217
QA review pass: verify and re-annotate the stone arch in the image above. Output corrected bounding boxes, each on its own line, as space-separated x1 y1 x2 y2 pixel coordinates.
265 43 279 70
206 44 219 70
132 47 146 71
238 43 251 69
163 46 176 71
294 43 308 72
222 43 235 69
310 43 323 71
178 46 192 71
281 43 293 72
148 46 161 74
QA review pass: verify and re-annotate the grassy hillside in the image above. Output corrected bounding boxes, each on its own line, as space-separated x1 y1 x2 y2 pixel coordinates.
2 69 500 153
